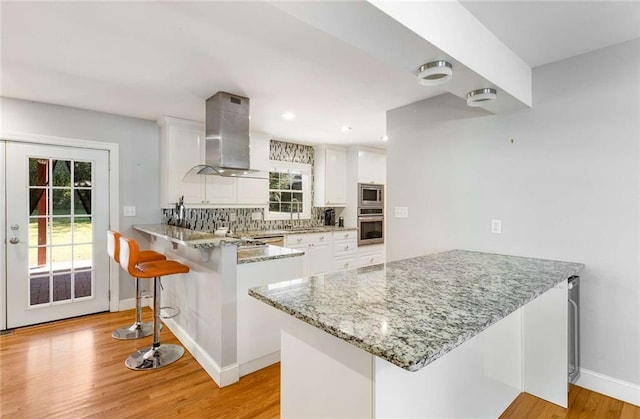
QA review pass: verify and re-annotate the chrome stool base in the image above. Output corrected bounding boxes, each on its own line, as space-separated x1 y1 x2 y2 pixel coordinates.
125 344 184 371
112 321 161 340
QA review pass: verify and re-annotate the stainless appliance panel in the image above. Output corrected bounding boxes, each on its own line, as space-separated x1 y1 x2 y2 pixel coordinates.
568 275 580 384
359 183 384 208
358 216 384 246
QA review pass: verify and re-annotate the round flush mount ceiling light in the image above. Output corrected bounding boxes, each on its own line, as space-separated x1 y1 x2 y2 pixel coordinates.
466 88 497 106
341 126 352 133
381 135 389 142
281 112 295 120
417 60 453 86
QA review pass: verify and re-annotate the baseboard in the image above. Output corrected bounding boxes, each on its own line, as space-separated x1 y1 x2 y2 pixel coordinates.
239 351 280 377
576 368 640 406
162 317 240 388
118 296 153 312
118 298 136 311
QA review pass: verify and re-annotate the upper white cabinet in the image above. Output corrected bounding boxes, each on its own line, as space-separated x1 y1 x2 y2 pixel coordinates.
357 150 386 185
314 145 347 207
159 116 269 208
159 116 205 207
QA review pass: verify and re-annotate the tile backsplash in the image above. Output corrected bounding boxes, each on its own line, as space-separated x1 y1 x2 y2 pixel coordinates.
162 207 324 233
162 139 325 233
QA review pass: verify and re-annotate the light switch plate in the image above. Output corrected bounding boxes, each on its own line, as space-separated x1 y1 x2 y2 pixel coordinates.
251 212 262 221
395 207 409 218
229 213 236 222
491 219 502 234
123 206 136 217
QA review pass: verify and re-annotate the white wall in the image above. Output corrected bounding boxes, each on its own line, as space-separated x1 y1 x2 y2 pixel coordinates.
0 97 161 299
386 39 640 387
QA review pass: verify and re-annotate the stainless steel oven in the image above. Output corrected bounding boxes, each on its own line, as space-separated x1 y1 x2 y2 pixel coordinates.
358 208 384 246
359 183 384 208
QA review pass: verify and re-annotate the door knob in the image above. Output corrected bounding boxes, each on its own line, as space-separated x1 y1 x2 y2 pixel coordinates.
9 237 20 244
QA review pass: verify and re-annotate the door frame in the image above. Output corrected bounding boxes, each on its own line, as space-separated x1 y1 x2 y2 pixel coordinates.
1 131 120 330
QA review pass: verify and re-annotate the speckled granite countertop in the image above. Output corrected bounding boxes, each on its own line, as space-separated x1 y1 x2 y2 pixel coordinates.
249 249 584 372
134 224 241 248
234 226 357 239
237 245 304 264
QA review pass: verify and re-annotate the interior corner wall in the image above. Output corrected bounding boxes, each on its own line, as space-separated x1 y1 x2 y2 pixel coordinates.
0 97 161 300
386 39 640 386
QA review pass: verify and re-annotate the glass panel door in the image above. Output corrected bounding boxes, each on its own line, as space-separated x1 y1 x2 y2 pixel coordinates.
6 142 109 328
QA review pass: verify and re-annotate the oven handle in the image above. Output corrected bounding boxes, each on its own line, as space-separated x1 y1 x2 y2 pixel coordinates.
358 216 384 222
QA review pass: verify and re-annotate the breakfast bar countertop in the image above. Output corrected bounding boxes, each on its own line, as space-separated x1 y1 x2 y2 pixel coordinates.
237 245 304 264
249 249 584 372
133 224 242 248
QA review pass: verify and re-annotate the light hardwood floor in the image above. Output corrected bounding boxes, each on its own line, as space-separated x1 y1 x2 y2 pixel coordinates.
1 309 638 418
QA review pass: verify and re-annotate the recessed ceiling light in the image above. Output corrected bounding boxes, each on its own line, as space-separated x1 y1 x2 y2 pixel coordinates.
466 88 497 106
417 60 453 86
341 126 352 133
381 135 389 141
281 112 295 120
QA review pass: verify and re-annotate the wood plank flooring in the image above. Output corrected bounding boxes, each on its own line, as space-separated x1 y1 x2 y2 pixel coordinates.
1 309 638 418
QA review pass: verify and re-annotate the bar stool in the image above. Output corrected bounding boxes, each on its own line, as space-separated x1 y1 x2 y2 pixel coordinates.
107 231 167 340
119 236 189 370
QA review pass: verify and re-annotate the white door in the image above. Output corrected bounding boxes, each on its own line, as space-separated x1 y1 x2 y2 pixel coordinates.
5 142 110 328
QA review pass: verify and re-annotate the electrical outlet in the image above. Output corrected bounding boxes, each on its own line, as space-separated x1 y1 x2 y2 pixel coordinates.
491 219 502 234
123 206 136 217
395 207 409 218
251 212 262 221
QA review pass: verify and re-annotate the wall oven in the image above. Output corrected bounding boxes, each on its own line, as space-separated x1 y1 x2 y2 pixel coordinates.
358 208 384 246
359 183 384 208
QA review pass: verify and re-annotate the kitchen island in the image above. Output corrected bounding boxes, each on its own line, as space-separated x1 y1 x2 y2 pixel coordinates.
133 224 304 387
250 249 584 418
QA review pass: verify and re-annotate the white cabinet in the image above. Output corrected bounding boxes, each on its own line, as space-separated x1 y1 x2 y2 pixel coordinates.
357 244 386 267
286 232 333 276
159 116 270 208
314 146 347 207
285 230 360 275
159 116 205 207
357 150 386 185
333 230 357 271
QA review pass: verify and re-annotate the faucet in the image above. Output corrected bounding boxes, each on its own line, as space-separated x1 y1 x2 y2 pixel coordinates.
291 197 301 228
175 196 185 227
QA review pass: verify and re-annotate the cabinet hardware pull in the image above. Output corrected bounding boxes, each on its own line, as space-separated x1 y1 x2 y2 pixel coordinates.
344 234 348 238
319 236 324 240
344 245 349 250
370 258 374 262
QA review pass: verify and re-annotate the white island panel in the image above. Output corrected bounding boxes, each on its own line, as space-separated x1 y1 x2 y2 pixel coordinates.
281 314 373 419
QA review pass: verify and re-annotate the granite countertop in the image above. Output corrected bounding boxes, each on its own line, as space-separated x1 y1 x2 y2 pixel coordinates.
134 224 241 248
234 226 357 239
237 244 304 264
249 249 584 372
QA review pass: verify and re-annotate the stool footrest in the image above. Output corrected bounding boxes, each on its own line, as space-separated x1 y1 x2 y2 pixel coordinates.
159 306 180 319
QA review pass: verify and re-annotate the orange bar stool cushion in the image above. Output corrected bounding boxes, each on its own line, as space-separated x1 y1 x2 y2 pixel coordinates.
119 237 189 279
108 230 166 264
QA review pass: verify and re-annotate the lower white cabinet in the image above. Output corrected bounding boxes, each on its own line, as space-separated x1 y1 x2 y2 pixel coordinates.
357 244 386 267
333 230 357 271
285 230 361 276
286 232 333 276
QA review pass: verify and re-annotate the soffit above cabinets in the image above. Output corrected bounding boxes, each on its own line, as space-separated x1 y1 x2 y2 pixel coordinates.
271 1 531 113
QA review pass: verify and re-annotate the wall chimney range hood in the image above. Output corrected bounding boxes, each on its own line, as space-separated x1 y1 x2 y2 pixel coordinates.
186 91 266 179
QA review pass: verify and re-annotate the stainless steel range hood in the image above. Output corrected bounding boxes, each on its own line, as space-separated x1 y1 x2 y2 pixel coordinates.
186 91 266 179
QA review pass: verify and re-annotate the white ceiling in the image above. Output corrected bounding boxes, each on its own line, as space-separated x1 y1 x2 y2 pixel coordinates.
1 1 639 148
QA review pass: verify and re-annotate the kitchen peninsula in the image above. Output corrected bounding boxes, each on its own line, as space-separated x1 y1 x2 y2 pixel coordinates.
133 224 304 386
250 249 584 418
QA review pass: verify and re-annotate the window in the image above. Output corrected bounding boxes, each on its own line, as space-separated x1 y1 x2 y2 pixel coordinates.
265 161 311 220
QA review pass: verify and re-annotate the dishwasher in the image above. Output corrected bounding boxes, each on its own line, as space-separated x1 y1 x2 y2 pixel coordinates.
568 275 580 383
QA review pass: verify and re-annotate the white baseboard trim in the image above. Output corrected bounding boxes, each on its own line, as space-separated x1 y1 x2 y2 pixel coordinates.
576 368 640 406
239 351 280 377
118 298 136 311
162 317 240 388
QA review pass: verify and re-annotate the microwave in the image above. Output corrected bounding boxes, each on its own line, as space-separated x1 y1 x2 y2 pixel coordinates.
358 183 384 208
